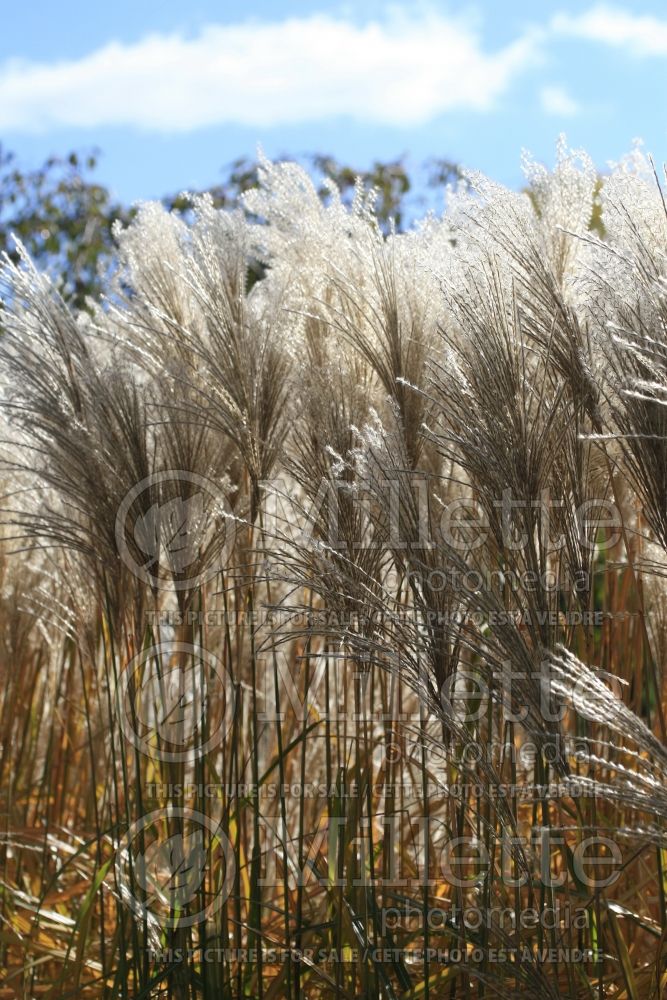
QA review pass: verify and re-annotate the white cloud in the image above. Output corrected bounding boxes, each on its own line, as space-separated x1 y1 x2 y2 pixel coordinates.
540 85 579 117
552 5 667 56
0 10 540 133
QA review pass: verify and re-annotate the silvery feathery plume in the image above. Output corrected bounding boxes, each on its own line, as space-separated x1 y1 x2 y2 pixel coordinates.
0 245 155 613
326 234 443 471
270 311 388 641
242 149 381 305
443 138 602 423
445 135 597 297
243 152 446 471
573 150 667 550
521 135 598 285
425 250 602 647
429 149 610 616
109 196 292 525
546 645 667 834
0 243 235 613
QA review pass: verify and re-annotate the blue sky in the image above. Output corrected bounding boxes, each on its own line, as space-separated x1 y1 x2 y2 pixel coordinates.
1 1 666 207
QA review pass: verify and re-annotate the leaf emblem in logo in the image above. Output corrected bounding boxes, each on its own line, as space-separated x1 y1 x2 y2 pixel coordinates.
153 665 201 747
134 830 207 908
133 493 205 573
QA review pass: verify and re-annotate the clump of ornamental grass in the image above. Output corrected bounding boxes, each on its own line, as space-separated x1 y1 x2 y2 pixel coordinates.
0 138 666 1000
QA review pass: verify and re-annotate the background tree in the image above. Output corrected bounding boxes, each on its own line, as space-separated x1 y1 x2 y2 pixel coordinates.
0 146 130 309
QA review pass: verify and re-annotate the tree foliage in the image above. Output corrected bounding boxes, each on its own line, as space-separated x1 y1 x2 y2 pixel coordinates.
0 146 131 310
